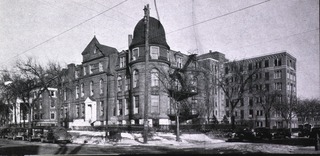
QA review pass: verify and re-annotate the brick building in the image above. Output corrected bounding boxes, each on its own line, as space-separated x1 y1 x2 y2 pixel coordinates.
59 13 297 129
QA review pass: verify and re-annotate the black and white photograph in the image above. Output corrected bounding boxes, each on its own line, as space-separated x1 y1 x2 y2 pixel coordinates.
0 0 319 155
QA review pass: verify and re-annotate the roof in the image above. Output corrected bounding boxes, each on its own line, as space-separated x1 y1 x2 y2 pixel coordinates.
81 36 118 56
129 17 170 50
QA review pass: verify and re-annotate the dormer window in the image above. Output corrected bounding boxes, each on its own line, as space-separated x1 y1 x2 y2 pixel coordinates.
83 66 86 76
177 57 182 68
89 65 93 74
150 46 159 59
120 57 125 68
99 62 103 72
93 47 97 54
132 48 139 61
75 70 79 79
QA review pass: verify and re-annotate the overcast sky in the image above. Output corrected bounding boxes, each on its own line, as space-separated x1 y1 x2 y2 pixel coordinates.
0 0 319 99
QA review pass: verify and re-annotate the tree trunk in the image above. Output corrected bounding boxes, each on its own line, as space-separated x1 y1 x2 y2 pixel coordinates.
265 113 269 128
176 114 181 142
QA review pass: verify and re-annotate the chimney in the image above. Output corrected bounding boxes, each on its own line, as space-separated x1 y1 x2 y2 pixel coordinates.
128 34 132 47
209 50 212 53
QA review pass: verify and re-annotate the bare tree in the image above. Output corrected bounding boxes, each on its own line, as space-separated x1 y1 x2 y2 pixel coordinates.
217 61 259 129
253 89 282 128
296 98 320 125
151 54 199 141
273 89 297 132
15 57 64 131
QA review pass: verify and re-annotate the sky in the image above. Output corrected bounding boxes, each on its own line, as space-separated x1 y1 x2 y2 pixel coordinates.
0 0 319 99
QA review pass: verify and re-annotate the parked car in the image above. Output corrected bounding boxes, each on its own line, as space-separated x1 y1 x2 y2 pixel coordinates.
233 128 255 141
27 127 44 142
40 127 72 143
12 127 28 140
298 124 311 137
309 127 320 139
0 127 11 139
254 127 272 140
273 128 291 139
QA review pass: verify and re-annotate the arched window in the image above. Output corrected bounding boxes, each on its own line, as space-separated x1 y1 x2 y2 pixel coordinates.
133 70 139 88
151 69 159 87
100 79 104 94
90 81 94 96
117 76 122 92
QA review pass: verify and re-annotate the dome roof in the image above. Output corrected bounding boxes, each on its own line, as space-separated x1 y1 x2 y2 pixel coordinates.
129 17 170 50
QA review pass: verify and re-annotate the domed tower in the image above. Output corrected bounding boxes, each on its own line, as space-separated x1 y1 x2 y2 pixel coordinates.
128 13 171 126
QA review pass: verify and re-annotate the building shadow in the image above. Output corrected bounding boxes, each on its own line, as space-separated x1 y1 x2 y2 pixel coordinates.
0 145 40 155
54 142 68 154
68 143 85 154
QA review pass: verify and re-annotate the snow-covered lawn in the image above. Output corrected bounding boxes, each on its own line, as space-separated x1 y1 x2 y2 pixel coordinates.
68 130 225 146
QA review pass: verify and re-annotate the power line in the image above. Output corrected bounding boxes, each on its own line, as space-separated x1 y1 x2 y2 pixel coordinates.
225 28 319 52
154 0 160 21
167 0 270 35
2 0 128 65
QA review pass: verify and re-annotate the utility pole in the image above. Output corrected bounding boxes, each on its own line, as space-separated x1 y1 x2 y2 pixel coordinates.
143 4 150 144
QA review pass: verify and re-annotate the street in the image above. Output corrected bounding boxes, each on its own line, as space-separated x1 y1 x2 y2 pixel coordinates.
1 138 320 155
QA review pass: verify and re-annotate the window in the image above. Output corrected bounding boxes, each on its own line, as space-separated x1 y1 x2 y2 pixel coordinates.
50 111 55 119
81 83 84 97
89 65 93 74
275 82 282 90
93 47 97 54
125 76 129 91
63 90 67 101
133 70 139 88
90 81 94 96
249 98 253 107
240 98 244 106
83 66 86 76
100 101 104 116
248 63 253 70
50 99 55 108
120 57 125 68
75 70 79 79
151 95 159 113
76 105 80 118
99 62 103 72
265 60 269 68
226 111 230 117
240 110 244 119
134 96 139 114
34 114 39 120
177 57 182 68
81 103 85 118
125 98 129 115
151 69 159 87
274 58 282 66
249 109 253 117
76 85 79 99
39 102 42 109
265 72 269 80
118 99 123 115
50 91 56 97
150 46 159 59
265 84 270 91
132 48 139 60
274 70 282 79
100 79 104 94
167 51 170 61
117 76 122 92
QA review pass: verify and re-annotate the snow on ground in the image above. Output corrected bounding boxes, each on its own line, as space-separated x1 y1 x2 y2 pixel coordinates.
68 130 225 147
